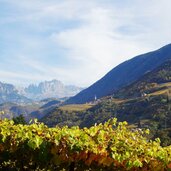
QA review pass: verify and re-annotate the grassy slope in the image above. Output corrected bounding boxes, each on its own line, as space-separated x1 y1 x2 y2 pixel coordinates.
59 104 93 111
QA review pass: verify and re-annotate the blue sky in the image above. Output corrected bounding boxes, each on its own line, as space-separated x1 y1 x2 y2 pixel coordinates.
0 0 171 87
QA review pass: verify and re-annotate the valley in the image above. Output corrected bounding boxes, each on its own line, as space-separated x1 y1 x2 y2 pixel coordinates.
41 59 171 146
0 80 83 121
1 45 171 147
1 44 171 170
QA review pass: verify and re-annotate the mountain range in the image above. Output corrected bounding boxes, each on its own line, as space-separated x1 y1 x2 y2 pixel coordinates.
67 44 171 104
41 58 171 145
0 80 83 104
21 79 83 100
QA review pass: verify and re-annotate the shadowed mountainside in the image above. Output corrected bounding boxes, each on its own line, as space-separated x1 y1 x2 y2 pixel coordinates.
41 60 171 145
67 44 171 104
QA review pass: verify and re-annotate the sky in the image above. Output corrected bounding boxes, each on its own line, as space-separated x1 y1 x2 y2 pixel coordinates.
0 0 171 87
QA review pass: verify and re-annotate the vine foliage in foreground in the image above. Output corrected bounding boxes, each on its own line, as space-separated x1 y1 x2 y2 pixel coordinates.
0 118 171 170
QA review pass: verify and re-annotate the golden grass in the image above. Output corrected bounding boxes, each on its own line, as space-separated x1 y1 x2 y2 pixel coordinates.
149 89 168 96
111 98 127 104
158 82 171 87
147 82 171 96
59 104 93 111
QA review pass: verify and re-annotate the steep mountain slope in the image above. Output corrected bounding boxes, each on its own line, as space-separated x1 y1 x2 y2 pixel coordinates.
67 44 171 104
41 61 171 145
23 80 83 100
82 60 171 128
114 60 171 98
0 82 31 104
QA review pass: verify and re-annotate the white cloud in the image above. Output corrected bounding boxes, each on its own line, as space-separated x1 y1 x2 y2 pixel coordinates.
1 0 171 86
2 55 81 86
50 6 150 85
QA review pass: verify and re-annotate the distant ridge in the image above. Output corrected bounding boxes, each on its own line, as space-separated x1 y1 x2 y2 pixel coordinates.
19 79 84 100
0 82 31 104
0 80 83 104
67 44 171 104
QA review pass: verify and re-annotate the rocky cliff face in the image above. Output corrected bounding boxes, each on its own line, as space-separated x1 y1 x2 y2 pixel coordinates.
0 80 83 104
23 80 83 100
0 82 31 104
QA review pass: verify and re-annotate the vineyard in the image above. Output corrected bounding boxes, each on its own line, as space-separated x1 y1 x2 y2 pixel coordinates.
0 118 171 171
